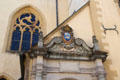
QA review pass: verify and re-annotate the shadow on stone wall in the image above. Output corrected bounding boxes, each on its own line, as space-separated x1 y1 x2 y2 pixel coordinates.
90 0 118 80
104 59 118 80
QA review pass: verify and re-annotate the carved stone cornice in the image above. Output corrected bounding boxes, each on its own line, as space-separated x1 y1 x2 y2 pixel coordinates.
28 48 47 58
92 35 108 62
90 50 108 62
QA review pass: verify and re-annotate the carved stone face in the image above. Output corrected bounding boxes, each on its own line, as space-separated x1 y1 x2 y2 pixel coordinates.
64 32 71 41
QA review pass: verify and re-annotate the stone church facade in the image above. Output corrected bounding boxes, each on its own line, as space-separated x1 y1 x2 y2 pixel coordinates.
0 0 120 80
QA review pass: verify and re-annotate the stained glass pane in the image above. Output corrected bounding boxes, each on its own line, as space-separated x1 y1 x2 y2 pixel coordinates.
36 20 40 26
16 18 20 24
31 13 35 22
23 19 32 25
21 28 31 51
32 29 39 46
10 27 21 50
11 13 40 51
20 13 30 20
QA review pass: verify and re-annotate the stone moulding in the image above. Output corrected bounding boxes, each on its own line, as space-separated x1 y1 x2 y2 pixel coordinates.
28 36 107 62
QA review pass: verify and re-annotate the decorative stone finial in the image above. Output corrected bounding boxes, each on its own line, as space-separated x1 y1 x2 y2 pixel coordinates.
92 35 100 52
38 31 43 48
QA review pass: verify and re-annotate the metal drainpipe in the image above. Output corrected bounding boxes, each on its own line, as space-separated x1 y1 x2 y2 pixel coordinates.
56 0 59 27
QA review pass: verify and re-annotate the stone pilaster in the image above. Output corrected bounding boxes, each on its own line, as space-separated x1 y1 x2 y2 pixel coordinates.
35 56 43 80
95 59 106 80
31 58 37 80
42 72 47 80
36 56 43 80
24 57 30 80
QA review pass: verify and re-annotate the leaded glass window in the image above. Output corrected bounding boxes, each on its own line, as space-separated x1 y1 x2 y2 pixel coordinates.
10 13 41 52
32 29 39 46
21 28 31 51
11 27 21 50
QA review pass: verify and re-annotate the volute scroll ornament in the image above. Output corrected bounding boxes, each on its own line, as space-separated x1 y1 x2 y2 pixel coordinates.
75 38 91 52
46 25 92 56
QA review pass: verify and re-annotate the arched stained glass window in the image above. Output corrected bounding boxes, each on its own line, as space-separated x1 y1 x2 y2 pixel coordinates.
32 29 39 46
10 27 21 50
21 28 31 51
10 12 41 52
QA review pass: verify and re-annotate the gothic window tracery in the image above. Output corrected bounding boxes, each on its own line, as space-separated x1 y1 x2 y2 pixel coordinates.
32 29 39 46
10 12 41 52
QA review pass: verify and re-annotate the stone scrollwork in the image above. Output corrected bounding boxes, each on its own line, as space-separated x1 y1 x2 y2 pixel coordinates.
63 42 74 50
46 25 92 57
47 37 92 56
75 38 91 52
46 37 62 48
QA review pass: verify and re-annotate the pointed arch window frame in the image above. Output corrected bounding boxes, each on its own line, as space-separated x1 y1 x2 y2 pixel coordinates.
9 12 41 52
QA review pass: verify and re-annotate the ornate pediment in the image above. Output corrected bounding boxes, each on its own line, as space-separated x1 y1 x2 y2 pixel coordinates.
46 25 92 56
27 25 107 61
